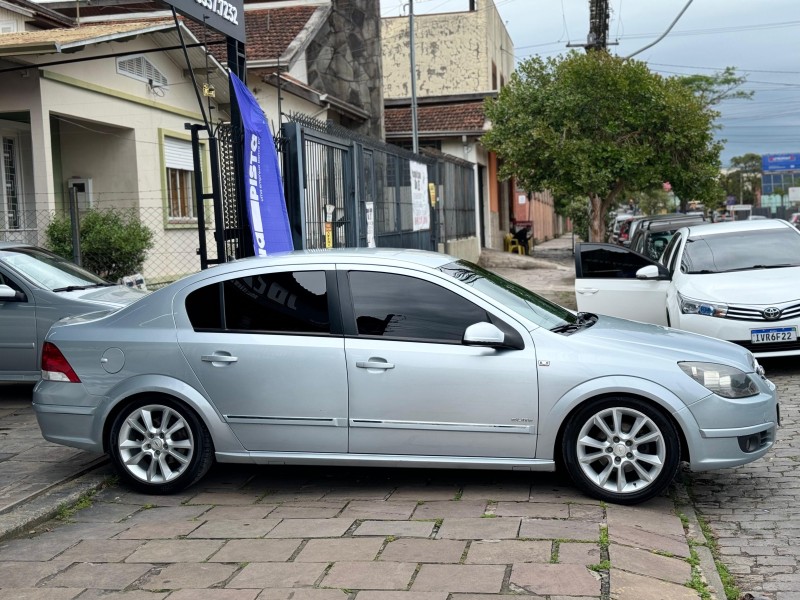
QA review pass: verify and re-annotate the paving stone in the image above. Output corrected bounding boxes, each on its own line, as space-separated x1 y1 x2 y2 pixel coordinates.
115 521 201 540
103 491 192 506
44 562 154 590
227 562 328 588
209 539 303 563
494 501 569 518
322 561 417 590
558 542 601 565
379 539 466 563
71 502 140 523
528 485 594 504
389 486 460 501
0 589 84 600
76 591 169 600
465 539 551 564
354 520 434 538
436 517 521 540
609 568 699 600
355 594 447 600
412 500 488 519
606 499 687 539
609 544 692 584
569 504 606 521
608 526 690 558
42 522 133 542
410 564 506 593
459 484 531 501
519 518 599 541
256 591 348 600
322 486 395 500
339 500 418 520
0 560 71 587
187 491 262 505
166 591 258 600
141 563 238 590
125 539 225 563
295 538 385 562
124 505 211 524
267 505 342 519
58 539 143 563
0 537 77 561
510 563 600 596
202 505 278 520
188 519 282 539
266 518 354 539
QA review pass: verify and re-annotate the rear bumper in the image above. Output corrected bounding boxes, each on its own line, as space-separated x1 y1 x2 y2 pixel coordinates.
32 381 104 453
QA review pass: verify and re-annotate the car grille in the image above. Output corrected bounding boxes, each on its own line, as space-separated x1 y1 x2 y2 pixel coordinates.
726 301 800 322
731 339 800 353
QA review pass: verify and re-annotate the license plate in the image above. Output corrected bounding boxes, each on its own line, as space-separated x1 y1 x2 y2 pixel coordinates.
751 327 797 344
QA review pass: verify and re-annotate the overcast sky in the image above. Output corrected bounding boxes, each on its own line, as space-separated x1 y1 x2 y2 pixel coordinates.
381 0 800 165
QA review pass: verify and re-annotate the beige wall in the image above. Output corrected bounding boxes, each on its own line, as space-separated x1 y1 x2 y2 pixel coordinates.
0 8 26 32
382 0 514 99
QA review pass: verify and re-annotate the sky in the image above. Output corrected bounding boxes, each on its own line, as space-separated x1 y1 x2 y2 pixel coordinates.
380 0 800 166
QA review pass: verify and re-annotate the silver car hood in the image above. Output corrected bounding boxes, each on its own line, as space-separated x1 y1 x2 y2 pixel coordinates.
572 315 753 371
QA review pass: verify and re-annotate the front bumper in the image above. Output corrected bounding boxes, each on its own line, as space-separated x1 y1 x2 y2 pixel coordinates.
679 313 800 357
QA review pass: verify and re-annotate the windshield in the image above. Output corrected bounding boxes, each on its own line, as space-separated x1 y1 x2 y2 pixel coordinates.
438 260 577 330
0 247 108 290
682 228 800 274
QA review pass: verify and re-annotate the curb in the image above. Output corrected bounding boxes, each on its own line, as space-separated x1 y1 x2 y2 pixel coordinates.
0 463 113 541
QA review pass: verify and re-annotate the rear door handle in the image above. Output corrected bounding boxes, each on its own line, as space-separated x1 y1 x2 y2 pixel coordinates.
356 360 395 370
576 288 599 295
201 353 238 364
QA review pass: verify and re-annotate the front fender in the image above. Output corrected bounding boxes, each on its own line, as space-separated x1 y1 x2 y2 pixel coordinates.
96 374 248 456
537 375 700 461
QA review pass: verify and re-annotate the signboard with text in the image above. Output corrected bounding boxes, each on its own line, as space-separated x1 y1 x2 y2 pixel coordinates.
410 161 430 231
762 153 800 172
160 0 245 42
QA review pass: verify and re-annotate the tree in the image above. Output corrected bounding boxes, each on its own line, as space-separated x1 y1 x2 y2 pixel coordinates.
483 51 722 242
677 66 753 107
721 153 762 204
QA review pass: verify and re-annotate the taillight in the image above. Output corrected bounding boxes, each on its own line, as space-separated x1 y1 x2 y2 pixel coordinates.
41 342 81 383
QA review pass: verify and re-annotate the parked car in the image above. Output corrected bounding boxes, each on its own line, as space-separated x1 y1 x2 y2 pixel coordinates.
575 219 800 358
625 213 694 248
789 212 800 228
616 216 644 247
0 242 146 382
34 249 777 504
629 214 707 261
610 213 634 243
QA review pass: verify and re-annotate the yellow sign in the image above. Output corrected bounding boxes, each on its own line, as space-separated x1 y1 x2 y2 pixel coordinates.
428 183 437 207
325 222 333 248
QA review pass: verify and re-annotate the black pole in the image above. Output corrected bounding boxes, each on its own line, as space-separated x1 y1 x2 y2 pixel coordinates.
171 7 211 132
187 124 209 270
228 36 252 258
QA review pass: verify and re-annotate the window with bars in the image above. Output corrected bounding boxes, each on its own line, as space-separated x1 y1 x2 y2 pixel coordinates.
116 55 168 87
3 137 19 229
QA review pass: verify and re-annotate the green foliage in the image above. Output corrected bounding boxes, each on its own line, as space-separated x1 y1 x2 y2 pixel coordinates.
721 152 762 205
677 66 753 107
483 51 723 241
631 187 673 216
46 209 154 282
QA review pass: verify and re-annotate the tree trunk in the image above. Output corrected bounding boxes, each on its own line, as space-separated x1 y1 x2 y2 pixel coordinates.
588 196 605 242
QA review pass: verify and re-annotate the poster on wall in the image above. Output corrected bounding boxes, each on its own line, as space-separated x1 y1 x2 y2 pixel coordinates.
365 201 376 248
410 161 430 231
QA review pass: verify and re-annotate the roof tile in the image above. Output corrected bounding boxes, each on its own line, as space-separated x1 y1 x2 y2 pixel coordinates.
385 102 487 134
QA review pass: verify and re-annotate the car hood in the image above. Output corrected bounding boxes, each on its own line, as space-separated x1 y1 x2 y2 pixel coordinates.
680 267 800 305
573 315 753 371
56 285 147 308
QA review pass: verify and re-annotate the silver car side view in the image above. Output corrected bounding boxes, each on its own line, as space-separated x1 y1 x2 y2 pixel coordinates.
32 249 778 504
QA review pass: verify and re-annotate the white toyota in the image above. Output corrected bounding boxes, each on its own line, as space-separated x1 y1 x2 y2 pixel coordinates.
575 219 800 358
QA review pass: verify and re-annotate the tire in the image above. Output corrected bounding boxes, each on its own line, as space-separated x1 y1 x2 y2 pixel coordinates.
561 396 680 505
108 397 214 494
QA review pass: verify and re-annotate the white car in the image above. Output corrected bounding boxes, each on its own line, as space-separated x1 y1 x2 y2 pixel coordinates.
575 219 800 358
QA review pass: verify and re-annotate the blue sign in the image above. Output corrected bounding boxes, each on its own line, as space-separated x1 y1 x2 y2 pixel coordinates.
762 153 800 172
230 74 293 255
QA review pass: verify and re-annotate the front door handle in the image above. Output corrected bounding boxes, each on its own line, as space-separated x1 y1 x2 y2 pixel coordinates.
201 353 238 364
576 288 599 295
356 360 395 370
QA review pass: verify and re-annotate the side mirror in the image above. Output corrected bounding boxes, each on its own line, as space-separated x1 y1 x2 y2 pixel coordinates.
0 284 18 300
463 322 505 348
636 265 665 280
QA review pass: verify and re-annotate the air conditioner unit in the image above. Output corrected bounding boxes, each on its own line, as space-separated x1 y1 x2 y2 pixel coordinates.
66 178 93 211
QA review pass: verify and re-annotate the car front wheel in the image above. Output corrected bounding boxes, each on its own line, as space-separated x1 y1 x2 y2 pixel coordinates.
109 397 214 494
562 397 680 505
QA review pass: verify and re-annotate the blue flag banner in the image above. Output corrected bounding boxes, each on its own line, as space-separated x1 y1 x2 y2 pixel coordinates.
230 74 294 255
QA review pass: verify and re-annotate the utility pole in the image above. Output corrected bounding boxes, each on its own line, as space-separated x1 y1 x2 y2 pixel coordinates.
567 0 617 52
409 0 419 154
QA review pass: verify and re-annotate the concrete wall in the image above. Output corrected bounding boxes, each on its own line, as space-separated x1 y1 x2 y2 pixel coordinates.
438 237 480 263
382 0 513 99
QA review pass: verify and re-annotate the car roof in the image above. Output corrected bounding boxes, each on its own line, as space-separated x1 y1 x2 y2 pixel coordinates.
181 248 457 284
643 216 706 232
686 218 793 237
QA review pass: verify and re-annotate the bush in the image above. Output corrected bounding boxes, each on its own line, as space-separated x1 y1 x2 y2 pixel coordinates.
46 209 154 282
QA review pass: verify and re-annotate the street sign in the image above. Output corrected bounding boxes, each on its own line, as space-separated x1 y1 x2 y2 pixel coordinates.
160 0 245 42
762 153 800 172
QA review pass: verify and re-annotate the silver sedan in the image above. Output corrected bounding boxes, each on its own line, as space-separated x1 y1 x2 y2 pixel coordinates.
32 250 778 504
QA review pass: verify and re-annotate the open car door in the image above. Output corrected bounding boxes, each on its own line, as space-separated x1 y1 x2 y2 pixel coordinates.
574 243 670 326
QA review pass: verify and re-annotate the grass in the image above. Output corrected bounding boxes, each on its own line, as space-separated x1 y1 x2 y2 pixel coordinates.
56 490 95 522
588 525 610 572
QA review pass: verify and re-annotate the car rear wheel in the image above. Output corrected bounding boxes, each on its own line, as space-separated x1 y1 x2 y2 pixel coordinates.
562 397 680 505
109 397 213 494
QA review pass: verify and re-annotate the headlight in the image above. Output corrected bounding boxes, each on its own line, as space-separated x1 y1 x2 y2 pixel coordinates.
679 361 759 399
678 293 728 318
